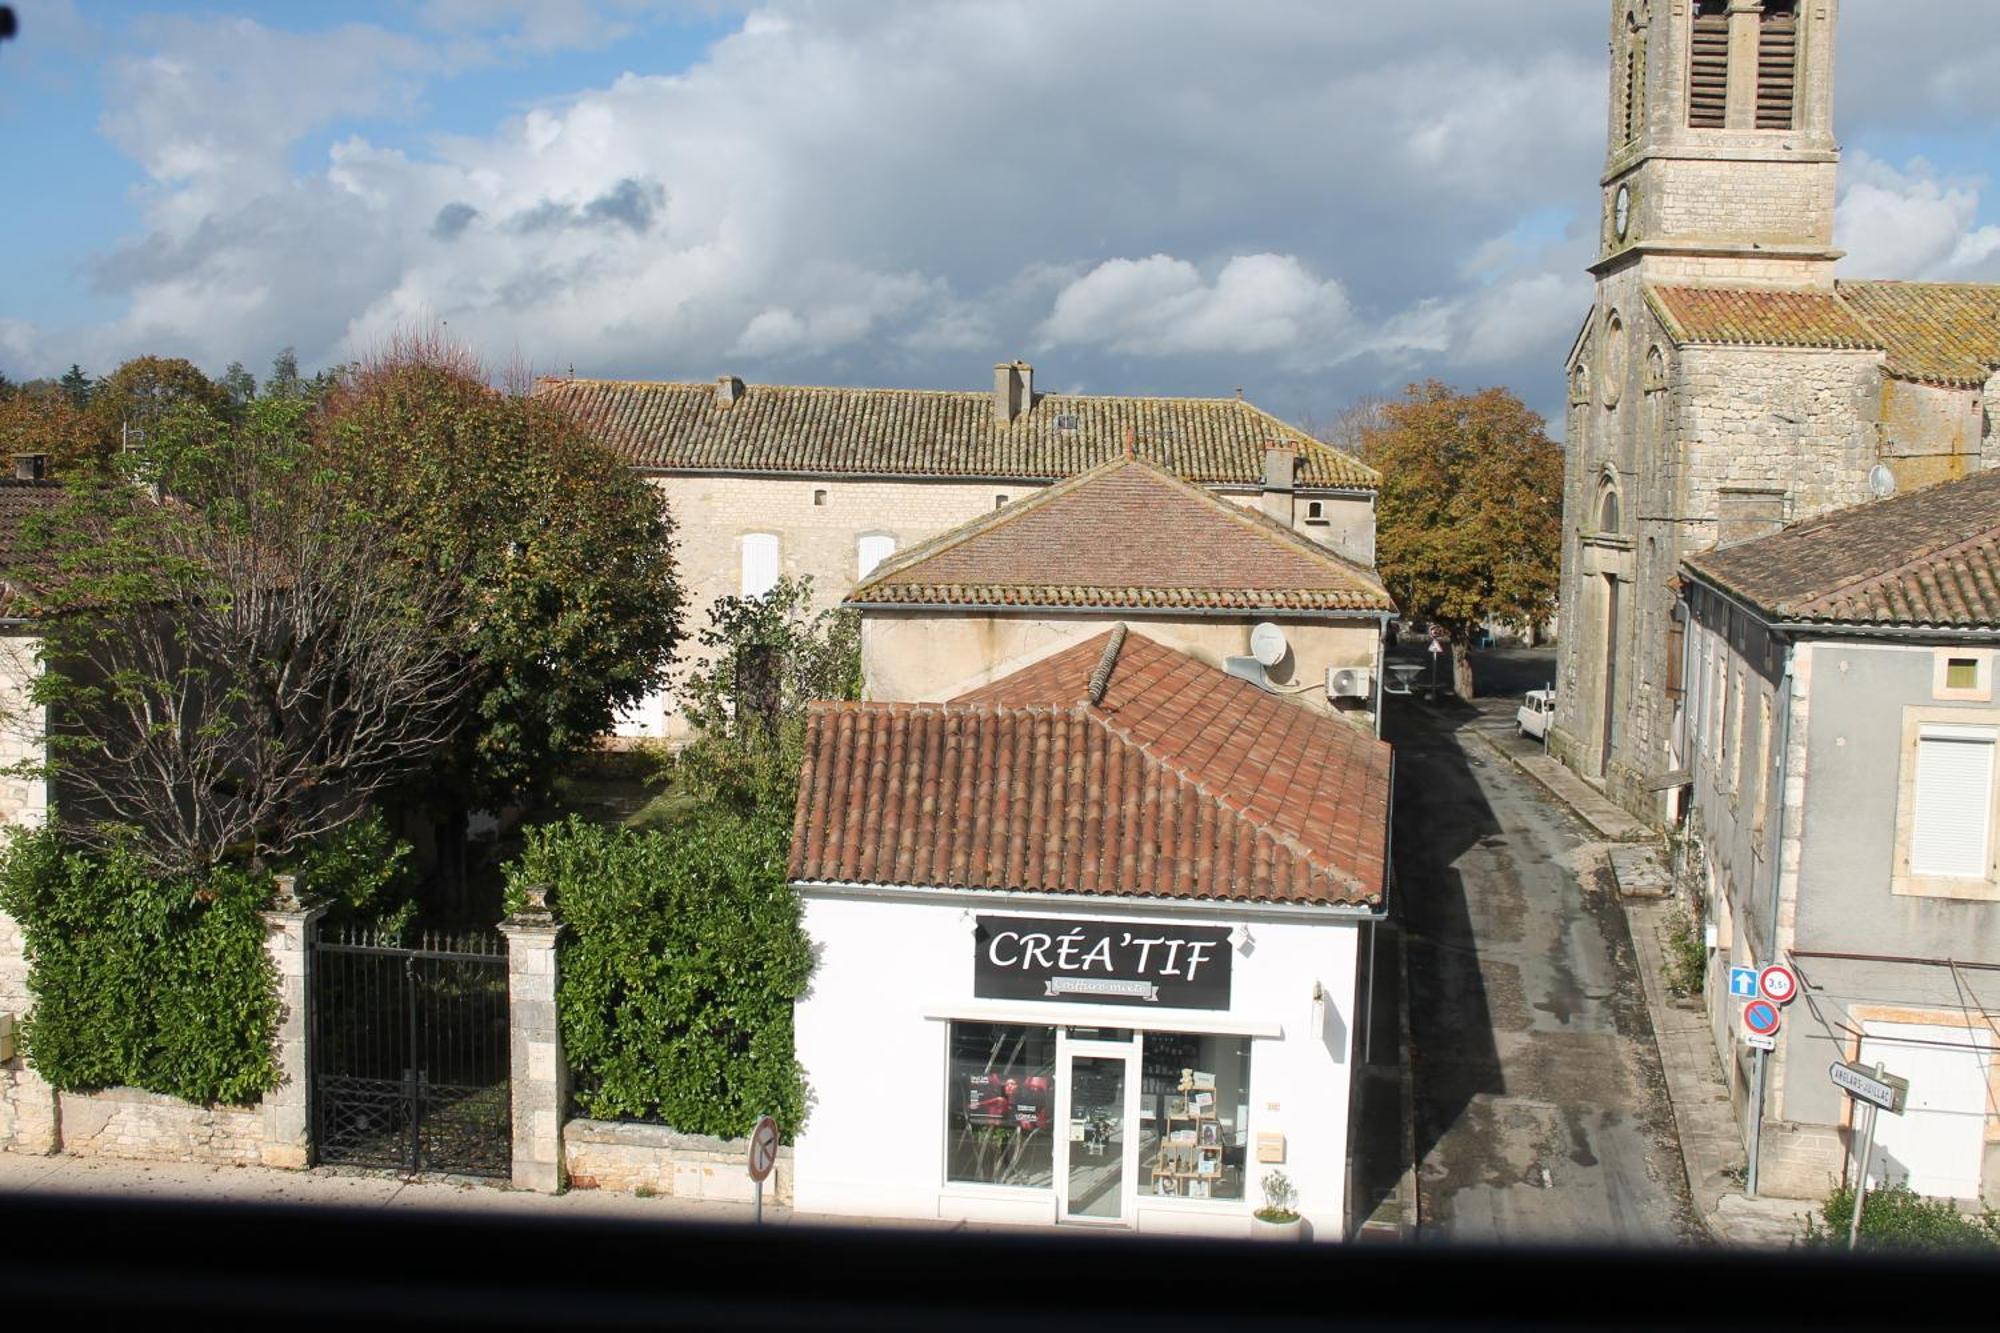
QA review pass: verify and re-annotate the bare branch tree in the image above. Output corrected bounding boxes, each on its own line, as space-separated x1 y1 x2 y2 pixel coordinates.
11 400 475 872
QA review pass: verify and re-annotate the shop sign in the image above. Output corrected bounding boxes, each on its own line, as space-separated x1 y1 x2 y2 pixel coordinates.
973 915 1232 1010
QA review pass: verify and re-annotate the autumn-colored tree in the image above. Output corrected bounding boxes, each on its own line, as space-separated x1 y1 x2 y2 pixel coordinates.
0 385 99 475
1361 381 1562 699
85 355 231 457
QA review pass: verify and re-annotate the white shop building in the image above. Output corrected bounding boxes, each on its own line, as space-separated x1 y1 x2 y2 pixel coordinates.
786 629 1394 1238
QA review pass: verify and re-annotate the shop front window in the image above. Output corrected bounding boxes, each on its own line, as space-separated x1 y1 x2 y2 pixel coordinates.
1140 1033 1252 1201
946 1023 1056 1189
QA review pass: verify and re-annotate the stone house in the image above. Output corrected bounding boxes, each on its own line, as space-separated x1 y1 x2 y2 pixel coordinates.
1679 470 2000 1204
847 450 1396 729
1551 0 2000 821
535 364 1380 738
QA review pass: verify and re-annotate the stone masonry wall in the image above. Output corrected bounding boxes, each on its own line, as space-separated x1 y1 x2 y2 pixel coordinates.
633 473 1375 740
565 1118 794 1207
54 1087 265 1164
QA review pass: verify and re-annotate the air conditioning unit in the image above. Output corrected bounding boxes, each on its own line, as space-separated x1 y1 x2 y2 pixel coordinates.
1328 667 1374 700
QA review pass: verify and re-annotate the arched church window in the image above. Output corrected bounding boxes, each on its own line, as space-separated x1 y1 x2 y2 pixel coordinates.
1643 345 1668 393
1757 1 1800 130
1571 360 1592 406
1599 481 1623 535
1602 312 1628 408
1688 0 1730 128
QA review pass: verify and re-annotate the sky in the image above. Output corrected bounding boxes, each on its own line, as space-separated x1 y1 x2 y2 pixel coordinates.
2 0 1999 428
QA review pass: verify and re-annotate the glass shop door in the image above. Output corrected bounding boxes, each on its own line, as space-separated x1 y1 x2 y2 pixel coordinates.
1055 1037 1139 1225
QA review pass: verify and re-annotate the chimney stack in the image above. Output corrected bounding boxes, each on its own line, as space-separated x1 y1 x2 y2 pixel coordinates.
993 360 1033 426
1261 444 1297 526
715 375 745 408
12 454 45 482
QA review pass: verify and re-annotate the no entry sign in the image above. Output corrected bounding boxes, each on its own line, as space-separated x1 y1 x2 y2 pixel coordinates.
1743 999 1782 1038
1758 964 1799 1006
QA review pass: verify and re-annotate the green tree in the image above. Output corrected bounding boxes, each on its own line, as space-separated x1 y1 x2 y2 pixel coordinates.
219 360 257 408
85 355 230 458
265 347 302 400
671 574 861 819
318 345 684 834
1361 381 1562 699
57 364 93 409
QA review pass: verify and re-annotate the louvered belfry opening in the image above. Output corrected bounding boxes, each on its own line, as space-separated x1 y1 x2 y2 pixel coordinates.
1688 0 1730 128
1623 43 1641 143
1757 1 1800 129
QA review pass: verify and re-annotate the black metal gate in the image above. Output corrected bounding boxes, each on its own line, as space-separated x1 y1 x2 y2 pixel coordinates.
311 926 512 1178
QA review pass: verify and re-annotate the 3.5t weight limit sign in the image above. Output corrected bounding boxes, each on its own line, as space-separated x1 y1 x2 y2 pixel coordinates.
1758 964 1799 1007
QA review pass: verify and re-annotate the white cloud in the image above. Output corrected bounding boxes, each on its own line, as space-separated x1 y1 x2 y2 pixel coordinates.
1037 254 1354 366
1837 153 2000 282
30 0 1993 425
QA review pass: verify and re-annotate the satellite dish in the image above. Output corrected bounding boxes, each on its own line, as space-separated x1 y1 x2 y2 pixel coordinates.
1250 622 1289 668
1868 465 1898 500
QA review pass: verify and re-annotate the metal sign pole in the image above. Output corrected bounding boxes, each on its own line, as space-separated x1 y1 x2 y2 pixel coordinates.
1746 1046 1767 1198
754 1173 763 1226
1848 1064 1885 1251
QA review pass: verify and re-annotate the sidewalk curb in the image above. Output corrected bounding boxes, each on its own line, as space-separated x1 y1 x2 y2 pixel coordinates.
1472 730 1652 843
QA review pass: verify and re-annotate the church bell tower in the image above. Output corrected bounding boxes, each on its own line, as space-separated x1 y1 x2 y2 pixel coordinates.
1598 0 1841 289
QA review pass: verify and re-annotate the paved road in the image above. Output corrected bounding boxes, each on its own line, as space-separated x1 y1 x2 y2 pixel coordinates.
1390 648 1700 1245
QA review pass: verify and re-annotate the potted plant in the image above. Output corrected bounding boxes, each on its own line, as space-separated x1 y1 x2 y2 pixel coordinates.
1253 1169 1304 1241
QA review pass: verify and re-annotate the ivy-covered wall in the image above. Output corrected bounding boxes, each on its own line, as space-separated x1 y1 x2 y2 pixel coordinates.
505 815 812 1139
0 830 279 1107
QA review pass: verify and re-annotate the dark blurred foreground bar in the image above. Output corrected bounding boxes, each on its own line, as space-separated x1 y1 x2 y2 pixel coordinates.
0 1193 1991 1330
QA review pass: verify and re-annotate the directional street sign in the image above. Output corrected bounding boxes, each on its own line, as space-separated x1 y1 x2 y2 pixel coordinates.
1743 999 1782 1037
1745 1031 1777 1052
1759 964 1799 1006
1728 966 1760 1000
1830 1062 1909 1114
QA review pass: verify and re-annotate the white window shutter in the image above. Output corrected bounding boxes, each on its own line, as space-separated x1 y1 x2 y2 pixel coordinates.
741 533 780 598
857 534 896 580
1910 729 1996 878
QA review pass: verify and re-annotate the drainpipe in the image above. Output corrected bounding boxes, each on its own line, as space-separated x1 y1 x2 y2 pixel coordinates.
1374 613 1390 737
1746 641 1797 1200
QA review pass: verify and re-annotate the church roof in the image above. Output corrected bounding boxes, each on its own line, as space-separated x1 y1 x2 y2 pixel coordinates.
1645 280 2000 389
845 453 1395 615
789 629 1391 907
1647 287 1879 353
1683 467 2000 631
533 377 1379 489
1838 282 2000 389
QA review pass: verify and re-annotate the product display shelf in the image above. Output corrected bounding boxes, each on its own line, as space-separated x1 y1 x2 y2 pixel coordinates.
1148 1069 1224 1200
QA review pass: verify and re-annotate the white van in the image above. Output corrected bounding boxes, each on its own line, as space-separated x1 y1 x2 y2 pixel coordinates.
1516 689 1555 740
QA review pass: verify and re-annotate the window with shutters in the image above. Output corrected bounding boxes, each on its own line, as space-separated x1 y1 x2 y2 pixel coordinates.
1687 0 1730 129
1910 729 1995 878
1895 711 2000 900
740 532 780 598
1757 1 1800 130
856 533 896 581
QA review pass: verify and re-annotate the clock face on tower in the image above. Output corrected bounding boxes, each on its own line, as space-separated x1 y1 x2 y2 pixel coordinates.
1614 185 1632 242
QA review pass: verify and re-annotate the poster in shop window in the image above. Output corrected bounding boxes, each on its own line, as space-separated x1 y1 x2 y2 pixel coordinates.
974 916 1233 1010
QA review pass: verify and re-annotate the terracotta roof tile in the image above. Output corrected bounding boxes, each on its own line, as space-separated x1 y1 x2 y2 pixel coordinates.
848 455 1395 614
1837 281 2000 388
1646 281 2000 389
791 631 1390 907
533 377 1378 489
1684 467 2000 628
1648 286 1880 351
0 479 70 616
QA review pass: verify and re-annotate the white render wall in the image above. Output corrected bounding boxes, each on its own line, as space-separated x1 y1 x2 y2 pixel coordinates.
791 889 1364 1239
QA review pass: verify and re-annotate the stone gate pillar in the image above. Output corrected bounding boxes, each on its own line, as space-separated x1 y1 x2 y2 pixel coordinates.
260 875 325 1169
500 887 565 1193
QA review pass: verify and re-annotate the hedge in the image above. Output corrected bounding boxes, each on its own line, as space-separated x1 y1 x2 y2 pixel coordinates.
0 829 279 1106
504 814 812 1138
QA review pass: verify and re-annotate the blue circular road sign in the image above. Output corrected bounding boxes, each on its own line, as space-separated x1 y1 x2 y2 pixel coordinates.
1744 1000 1782 1037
